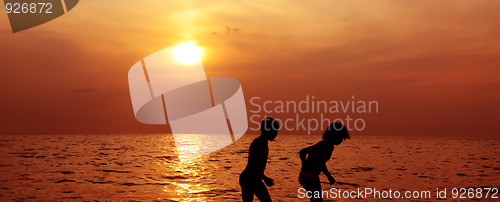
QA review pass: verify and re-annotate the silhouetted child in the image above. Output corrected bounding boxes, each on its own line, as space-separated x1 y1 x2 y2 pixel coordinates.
239 118 280 202
299 122 350 202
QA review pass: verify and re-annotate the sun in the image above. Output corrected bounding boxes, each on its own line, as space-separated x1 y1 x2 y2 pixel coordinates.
172 43 202 65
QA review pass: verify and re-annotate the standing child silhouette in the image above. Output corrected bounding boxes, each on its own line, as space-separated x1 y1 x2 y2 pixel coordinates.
298 122 350 201
239 118 279 202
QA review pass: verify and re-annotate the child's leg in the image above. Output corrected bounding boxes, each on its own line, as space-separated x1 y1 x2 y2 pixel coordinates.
239 172 255 202
254 180 272 202
299 173 323 202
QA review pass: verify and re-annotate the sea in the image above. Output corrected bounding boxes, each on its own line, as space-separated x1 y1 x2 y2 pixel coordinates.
0 134 498 201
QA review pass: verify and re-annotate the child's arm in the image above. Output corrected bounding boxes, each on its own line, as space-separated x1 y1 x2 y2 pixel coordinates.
322 164 336 185
262 174 274 186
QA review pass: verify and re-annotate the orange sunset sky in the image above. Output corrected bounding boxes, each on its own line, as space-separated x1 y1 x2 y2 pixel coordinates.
0 0 499 137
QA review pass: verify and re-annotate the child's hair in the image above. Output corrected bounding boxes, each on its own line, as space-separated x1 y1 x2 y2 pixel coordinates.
261 117 280 133
323 122 350 144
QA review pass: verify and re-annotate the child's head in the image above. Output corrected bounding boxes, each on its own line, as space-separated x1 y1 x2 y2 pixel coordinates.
261 117 279 141
323 122 350 145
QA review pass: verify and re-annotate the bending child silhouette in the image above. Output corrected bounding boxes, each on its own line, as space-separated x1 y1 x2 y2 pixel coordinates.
239 118 279 202
299 122 350 202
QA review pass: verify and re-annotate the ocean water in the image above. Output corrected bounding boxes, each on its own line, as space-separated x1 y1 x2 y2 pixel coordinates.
0 134 498 201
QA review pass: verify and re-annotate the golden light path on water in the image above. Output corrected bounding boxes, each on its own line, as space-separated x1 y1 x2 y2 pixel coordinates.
163 160 213 201
159 135 215 201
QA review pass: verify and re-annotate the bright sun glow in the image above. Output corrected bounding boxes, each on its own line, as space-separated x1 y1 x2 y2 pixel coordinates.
172 43 202 65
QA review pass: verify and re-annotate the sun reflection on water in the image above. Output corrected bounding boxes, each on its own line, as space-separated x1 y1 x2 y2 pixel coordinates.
160 154 215 201
173 133 235 162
